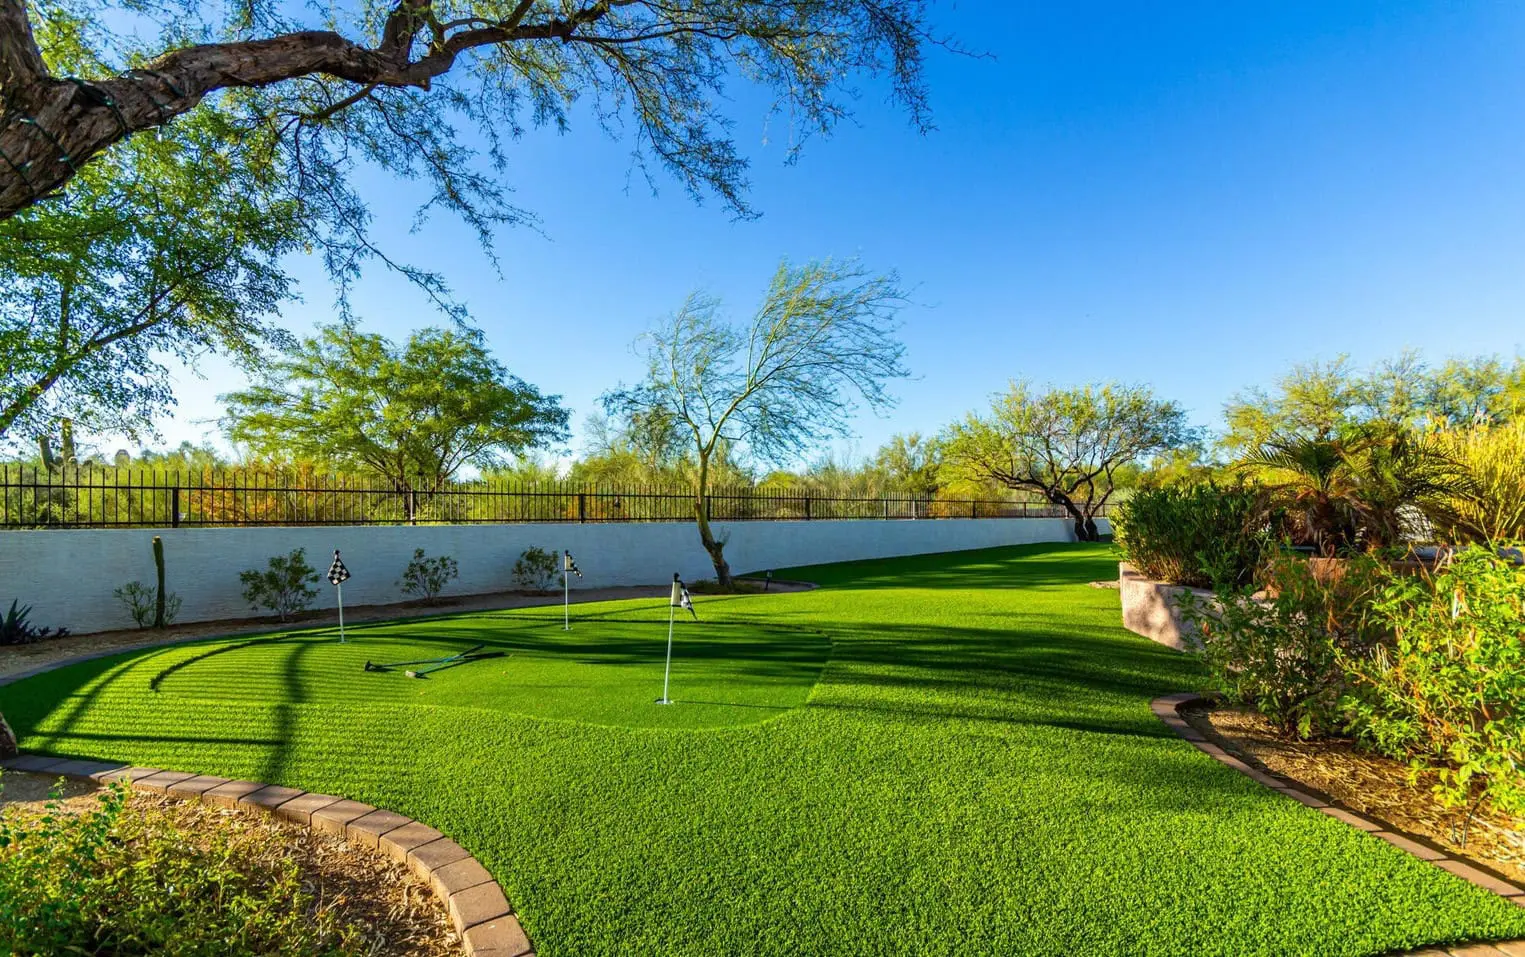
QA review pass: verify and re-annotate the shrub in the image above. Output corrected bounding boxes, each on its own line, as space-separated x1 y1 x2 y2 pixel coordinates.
1344 546 1525 815
0 600 69 646
511 546 560 592
113 582 183 630
1180 553 1389 738
398 548 459 603
1112 481 1275 588
1436 421 1525 544
0 779 368 956
239 549 319 621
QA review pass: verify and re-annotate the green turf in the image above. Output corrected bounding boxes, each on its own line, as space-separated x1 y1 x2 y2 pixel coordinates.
6 543 1525 956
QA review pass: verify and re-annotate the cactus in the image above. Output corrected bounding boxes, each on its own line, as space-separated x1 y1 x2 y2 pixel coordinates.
153 536 167 629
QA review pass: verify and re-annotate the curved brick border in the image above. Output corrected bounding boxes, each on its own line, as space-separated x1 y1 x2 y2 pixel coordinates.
0 753 533 957
1154 693 1525 957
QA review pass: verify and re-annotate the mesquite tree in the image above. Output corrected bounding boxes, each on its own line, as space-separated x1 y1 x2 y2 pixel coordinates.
602 259 909 587
0 0 938 223
942 381 1195 541
223 323 569 517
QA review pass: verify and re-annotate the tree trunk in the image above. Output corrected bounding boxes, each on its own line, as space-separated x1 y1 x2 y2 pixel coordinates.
692 456 731 588
1049 490 1100 542
0 710 17 759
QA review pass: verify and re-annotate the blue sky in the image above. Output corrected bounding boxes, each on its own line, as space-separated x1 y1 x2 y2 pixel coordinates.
144 1 1525 466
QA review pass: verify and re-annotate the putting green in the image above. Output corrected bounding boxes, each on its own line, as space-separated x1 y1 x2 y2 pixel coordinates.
88 600 830 729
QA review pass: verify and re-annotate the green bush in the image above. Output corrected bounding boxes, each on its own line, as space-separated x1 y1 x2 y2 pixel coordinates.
0 779 366 956
511 546 560 592
238 548 319 621
1344 546 1525 814
1180 553 1389 738
398 548 459 603
1113 481 1275 588
113 582 183 629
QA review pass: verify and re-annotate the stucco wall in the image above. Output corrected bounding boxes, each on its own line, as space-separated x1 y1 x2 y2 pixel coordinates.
0 518 1108 635
1118 561 1211 652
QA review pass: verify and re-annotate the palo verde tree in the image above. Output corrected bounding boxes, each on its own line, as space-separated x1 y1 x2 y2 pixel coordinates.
601 259 909 587
0 0 939 224
0 18 299 450
942 381 1195 541
222 323 569 518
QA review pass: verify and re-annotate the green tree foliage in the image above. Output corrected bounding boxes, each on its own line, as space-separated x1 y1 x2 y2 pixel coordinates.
1221 353 1525 455
0 0 939 247
601 259 908 586
873 432 943 497
222 324 569 516
0 15 300 448
941 382 1195 541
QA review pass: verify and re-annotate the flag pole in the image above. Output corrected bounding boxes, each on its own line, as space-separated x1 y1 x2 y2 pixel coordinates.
337 582 345 643
563 563 570 631
658 572 677 704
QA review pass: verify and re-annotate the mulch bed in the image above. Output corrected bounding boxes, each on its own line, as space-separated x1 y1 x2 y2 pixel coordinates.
1183 703 1525 886
1 772 461 956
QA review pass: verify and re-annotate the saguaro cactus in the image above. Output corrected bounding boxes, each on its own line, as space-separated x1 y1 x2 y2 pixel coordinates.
153 536 167 629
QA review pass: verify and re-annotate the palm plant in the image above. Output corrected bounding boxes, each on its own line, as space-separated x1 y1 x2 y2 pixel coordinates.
1239 428 1471 555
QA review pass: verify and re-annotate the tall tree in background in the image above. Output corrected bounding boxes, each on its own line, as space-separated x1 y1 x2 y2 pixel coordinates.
873 432 943 498
0 18 299 450
1221 353 1525 456
223 324 568 517
0 0 939 227
942 382 1194 541
602 260 908 587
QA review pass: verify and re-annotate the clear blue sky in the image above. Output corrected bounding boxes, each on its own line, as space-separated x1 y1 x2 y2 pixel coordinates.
143 0 1525 467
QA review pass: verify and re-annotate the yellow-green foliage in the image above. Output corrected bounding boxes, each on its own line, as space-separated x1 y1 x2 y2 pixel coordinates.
1440 422 1525 543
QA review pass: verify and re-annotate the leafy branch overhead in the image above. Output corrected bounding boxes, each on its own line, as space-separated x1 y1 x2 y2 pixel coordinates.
0 0 940 225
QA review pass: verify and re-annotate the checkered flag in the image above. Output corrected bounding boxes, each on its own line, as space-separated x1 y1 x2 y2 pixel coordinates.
327 550 351 587
563 550 582 578
670 576 697 620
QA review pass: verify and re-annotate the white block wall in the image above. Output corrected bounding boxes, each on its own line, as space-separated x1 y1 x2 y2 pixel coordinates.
0 517 1108 635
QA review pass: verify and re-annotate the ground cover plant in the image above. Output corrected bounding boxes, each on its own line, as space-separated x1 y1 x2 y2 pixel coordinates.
0 779 369 956
6 544 1525 955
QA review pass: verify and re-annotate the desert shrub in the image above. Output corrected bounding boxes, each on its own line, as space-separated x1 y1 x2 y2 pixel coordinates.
1112 481 1275 588
0 779 367 956
1436 421 1525 544
1343 546 1525 814
398 549 459 603
0 600 69 646
113 582 183 629
239 548 319 621
1180 553 1389 738
511 546 559 592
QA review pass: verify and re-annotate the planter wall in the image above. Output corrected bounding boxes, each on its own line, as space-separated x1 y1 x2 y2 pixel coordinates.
1118 562 1212 652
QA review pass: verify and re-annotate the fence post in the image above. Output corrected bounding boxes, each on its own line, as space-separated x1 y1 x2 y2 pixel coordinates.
171 486 181 528
804 496 812 520
577 493 586 523
970 501 977 520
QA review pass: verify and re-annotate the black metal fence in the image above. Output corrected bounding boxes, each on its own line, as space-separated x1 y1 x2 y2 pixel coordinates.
0 466 1105 529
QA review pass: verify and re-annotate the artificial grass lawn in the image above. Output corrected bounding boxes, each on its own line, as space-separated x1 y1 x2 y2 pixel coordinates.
7 543 1525 955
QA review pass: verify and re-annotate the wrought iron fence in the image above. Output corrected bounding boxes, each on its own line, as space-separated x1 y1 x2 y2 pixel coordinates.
0 465 1108 528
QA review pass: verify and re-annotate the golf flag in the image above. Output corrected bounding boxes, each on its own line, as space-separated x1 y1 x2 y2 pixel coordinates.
564 550 582 578
671 576 697 619
327 550 350 586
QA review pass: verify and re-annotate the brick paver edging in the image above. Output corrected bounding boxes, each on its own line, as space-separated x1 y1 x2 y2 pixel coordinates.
1154 693 1525 957
0 753 532 957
